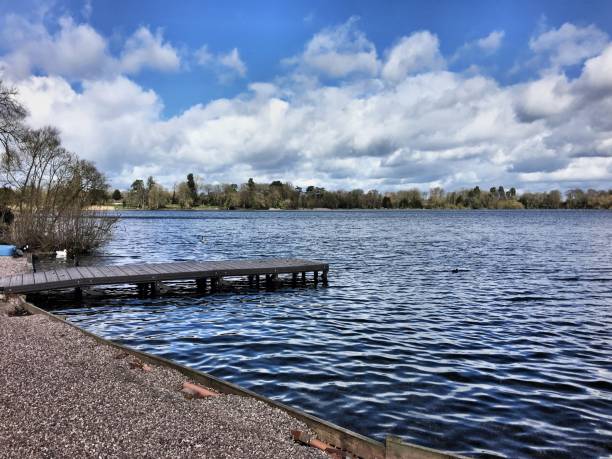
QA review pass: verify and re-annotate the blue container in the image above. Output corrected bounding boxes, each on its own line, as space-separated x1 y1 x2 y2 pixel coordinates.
0 245 16 256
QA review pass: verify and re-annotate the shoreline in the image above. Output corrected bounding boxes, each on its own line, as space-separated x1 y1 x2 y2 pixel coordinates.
0 257 462 459
92 206 612 212
0 257 326 459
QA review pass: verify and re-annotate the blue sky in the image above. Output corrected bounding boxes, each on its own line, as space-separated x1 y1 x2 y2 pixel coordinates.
39 0 612 115
1 0 612 191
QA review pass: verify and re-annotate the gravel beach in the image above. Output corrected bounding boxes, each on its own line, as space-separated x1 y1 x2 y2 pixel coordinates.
0 258 325 459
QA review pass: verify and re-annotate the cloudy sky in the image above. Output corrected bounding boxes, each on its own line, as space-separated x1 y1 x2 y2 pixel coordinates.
1 0 612 192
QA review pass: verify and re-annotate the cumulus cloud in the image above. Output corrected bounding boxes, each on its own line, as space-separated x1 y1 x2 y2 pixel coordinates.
529 22 609 70
0 14 180 80
285 16 379 78
579 44 612 93
194 46 247 82
15 75 163 175
513 74 575 121
218 48 247 78
451 30 504 64
0 15 110 80
119 27 181 73
477 30 505 53
3 13 612 191
381 31 445 81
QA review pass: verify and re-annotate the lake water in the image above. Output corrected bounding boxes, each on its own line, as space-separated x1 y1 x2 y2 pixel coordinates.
39 210 612 458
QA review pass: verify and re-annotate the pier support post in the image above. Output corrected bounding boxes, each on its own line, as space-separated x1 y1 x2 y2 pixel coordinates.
301 271 306 284
210 276 222 291
150 282 167 296
248 275 254 287
255 275 260 287
137 283 147 296
196 278 207 292
322 268 328 286
265 273 278 289
74 286 82 298
292 273 297 286
314 271 319 284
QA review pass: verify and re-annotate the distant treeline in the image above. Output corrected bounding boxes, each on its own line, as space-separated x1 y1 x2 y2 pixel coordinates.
111 176 612 210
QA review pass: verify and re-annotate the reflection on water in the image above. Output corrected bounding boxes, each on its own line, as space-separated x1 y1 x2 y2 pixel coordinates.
37 210 612 458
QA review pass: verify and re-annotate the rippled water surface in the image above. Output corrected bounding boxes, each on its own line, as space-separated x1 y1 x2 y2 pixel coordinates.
39 210 612 458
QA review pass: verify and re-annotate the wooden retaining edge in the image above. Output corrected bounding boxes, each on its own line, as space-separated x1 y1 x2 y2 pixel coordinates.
17 299 469 459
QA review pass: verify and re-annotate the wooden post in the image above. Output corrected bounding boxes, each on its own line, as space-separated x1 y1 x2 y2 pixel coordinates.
314 271 319 284
154 281 167 295
255 275 260 287
292 273 297 286
196 278 207 292
248 275 254 287
74 286 82 298
322 268 328 286
150 282 157 296
211 276 222 291
301 271 306 284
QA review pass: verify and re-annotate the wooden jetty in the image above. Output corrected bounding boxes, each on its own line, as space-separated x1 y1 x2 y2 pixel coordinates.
0 258 329 294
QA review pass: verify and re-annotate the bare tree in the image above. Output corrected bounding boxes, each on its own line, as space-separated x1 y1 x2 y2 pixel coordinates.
0 82 27 158
0 81 116 254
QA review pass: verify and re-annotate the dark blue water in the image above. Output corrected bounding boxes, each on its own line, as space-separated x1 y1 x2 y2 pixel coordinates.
40 210 612 458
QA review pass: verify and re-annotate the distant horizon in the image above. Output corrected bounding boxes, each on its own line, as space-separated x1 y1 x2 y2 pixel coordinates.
112 175 611 196
110 175 611 210
1 0 611 192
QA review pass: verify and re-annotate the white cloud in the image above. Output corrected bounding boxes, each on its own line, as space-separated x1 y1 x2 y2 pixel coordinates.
195 45 213 65
194 45 247 82
15 76 163 176
0 15 110 80
518 157 612 183
82 0 93 20
119 27 181 73
381 31 445 82
451 30 505 64
218 48 247 78
513 74 575 121
0 14 180 80
4 13 612 191
529 23 609 70
477 30 505 53
579 44 612 92
286 16 379 78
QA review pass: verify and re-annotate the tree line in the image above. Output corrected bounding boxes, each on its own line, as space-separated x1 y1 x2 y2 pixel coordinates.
112 177 612 210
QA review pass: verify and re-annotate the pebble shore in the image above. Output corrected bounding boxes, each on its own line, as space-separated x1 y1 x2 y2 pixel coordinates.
0 258 324 458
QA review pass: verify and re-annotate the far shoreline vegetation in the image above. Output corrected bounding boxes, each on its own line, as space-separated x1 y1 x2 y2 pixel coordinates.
105 175 612 211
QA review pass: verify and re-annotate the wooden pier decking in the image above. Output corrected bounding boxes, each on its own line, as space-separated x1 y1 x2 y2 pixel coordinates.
0 258 329 294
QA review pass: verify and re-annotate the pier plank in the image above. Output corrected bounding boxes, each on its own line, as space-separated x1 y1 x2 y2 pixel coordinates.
43 270 59 284
0 258 328 294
